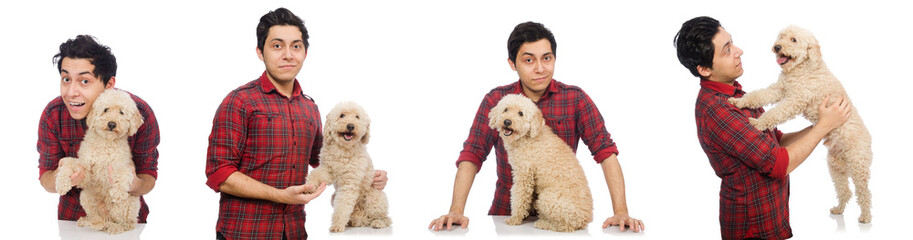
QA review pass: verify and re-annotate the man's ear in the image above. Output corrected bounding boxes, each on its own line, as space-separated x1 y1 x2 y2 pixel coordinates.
507 58 517 71
105 76 116 89
697 65 712 78
256 46 264 61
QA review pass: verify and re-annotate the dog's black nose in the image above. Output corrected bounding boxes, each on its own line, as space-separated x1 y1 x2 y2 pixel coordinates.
774 45 781 52
346 124 354 131
504 119 512 127
107 121 117 130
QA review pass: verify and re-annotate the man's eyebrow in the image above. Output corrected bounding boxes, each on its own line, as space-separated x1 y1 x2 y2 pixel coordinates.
59 69 93 76
722 41 731 50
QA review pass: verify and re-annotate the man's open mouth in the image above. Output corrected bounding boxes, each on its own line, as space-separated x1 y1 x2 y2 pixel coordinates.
340 131 355 141
777 54 792 65
502 127 514 136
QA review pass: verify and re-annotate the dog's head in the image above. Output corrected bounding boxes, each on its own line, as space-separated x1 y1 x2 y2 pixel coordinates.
488 94 545 144
772 25 822 73
324 101 371 146
87 89 143 140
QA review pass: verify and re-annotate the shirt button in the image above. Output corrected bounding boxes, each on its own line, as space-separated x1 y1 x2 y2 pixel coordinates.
292 164 296 169
294 141 297 145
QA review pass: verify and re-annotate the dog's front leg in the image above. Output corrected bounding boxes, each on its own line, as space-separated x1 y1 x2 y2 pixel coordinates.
728 82 785 109
749 98 805 131
305 166 334 192
330 185 359 232
506 166 534 225
55 157 80 195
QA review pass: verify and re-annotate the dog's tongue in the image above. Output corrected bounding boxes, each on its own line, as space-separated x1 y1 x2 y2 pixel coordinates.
777 56 789 65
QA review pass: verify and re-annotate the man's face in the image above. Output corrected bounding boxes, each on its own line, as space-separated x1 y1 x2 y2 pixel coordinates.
703 27 743 83
59 57 112 120
257 25 307 84
509 39 555 98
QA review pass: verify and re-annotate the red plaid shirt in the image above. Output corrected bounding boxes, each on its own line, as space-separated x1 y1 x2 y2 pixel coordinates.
695 79 791 240
206 72 322 240
457 79 618 215
37 90 159 223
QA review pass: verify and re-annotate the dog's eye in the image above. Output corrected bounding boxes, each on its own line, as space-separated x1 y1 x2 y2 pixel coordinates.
503 108 509 113
103 108 108 113
791 38 797 43
340 114 345 118
119 110 124 115
355 115 360 119
518 111 523 116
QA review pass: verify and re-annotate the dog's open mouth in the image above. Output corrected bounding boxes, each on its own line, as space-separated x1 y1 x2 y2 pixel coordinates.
777 54 792 65
501 127 514 136
339 131 355 141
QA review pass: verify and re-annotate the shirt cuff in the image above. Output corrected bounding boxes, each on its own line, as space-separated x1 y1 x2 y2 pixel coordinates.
206 166 238 192
456 151 484 171
593 145 619 164
136 170 158 179
769 147 790 179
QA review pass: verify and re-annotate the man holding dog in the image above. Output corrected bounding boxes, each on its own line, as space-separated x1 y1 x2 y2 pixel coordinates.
205 8 387 240
38 35 160 223
429 21 645 232
673 16 851 239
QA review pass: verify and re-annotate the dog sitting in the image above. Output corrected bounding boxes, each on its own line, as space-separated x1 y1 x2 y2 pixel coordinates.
55 89 145 233
488 94 593 232
307 101 391 232
728 25 873 223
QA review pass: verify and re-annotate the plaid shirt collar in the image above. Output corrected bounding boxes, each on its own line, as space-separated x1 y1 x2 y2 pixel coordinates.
699 78 745 96
510 78 560 101
257 71 303 98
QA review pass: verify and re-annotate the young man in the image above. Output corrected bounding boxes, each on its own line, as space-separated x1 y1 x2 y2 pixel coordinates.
205 8 387 240
674 16 851 239
38 35 160 223
429 21 644 232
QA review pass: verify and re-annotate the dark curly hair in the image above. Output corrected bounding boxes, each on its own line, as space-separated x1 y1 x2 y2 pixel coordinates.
507 21 557 64
257 7 309 51
673 16 721 77
53 35 117 85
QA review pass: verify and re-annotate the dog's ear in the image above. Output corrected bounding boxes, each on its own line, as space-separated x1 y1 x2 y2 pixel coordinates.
360 122 370 144
488 102 503 130
527 107 545 138
127 106 144 136
806 35 822 63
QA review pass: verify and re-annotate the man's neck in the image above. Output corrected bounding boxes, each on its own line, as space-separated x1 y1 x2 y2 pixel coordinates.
704 77 735 86
521 88 545 103
267 75 295 97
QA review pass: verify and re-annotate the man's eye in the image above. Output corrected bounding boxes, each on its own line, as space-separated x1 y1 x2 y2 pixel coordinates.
525 59 533 63
62 78 70 83
81 79 89 84
274 44 281 48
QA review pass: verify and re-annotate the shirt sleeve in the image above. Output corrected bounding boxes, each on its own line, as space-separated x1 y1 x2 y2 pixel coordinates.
131 96 160 179
37 103 63 178
206 92 247 192
575 90 619 164
309 114 322 169
706 105 789 178
456 93 500 171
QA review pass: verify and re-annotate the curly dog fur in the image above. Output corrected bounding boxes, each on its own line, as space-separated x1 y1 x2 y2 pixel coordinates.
488 94 593 232
307 101 391 232
728 25 873 223
54 89 144 233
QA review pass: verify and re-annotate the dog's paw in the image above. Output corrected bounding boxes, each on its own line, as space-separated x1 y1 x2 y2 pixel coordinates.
55 179 73 196
505 216 524 226
747 118 768 131
370 217 392 229
830 206 844 215
728 97 747 108
103 222 135 234
858 213 872 223
329 225 346 233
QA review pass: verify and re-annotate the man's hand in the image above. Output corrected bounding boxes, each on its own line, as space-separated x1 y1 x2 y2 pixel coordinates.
602 213 644 232
275 182 327 205
372 170 388 190
816 95 851 132
428 212 469 231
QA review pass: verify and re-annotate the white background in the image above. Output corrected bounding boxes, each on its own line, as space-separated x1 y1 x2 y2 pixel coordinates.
1 0 910 239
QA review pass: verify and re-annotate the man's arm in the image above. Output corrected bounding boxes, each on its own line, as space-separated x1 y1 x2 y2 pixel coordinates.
129 174 156 196
429 161 478 231
782 96 851 174
598 154 644 232
219 171 326 204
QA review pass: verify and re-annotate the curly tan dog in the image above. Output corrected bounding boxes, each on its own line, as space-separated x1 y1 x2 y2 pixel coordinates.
307 101 391 232
488 94 593 232
729 25 873 223
55 89 144 233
